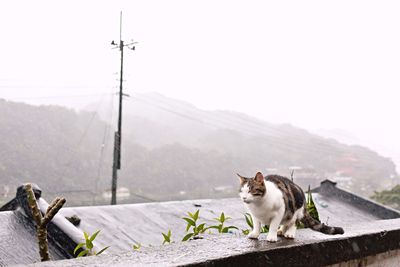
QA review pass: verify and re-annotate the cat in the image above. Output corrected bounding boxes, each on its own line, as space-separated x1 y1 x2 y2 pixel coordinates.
238 172 344 242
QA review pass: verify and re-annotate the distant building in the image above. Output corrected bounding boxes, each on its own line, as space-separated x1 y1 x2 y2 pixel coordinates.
102 187 130 200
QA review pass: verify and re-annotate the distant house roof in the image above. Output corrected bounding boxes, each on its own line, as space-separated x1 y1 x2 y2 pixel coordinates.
312 178 400 219
1 179 399 266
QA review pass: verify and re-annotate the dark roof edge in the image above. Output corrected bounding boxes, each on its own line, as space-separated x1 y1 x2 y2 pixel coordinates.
2 184 89 259
313 179 400 219
0 198 18 211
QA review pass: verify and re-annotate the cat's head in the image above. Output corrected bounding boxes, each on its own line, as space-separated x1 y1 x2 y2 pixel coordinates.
237 172 266 203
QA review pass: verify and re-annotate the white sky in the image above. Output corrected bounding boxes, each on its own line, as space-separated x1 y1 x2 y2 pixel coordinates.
1 0 399 171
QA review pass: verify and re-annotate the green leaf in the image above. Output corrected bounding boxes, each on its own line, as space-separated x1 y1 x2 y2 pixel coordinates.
133 243 141 250
183 217 195 232
83 232 89 241
74 243 85 255
208 225 222 233
188 211 194 219
89 230 101 242
86 239 93 250
242 229 250 235
223 226 239 232
96 246 110 255
193 210 199 221
183 217 195 226
220 212 225 223
77 249 89 258
167 230 171 238
182 233 194 241
296 221 305 229
307 185 320 222
162 232 170 244
245 213 253 228
197 223 206 233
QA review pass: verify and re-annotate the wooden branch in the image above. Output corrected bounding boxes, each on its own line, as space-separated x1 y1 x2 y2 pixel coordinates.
42 197 66 226
46 197 61 214
24 183 66 262
25 183 42 226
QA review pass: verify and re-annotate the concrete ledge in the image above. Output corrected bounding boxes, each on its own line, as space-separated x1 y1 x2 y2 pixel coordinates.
26 218 400 267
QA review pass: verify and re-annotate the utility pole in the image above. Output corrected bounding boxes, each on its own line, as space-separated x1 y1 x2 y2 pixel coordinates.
110 12 137 205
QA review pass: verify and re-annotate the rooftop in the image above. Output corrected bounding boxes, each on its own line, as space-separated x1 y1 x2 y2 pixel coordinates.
1 179 400 266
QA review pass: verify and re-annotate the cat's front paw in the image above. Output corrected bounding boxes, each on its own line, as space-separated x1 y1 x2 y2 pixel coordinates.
284 233 295 239
266 233 278 242
247 231 260 239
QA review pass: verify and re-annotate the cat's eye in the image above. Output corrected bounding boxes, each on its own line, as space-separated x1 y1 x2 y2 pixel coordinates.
252 189 264 196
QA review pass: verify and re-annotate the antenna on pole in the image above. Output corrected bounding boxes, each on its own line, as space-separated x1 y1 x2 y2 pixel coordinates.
119 11 122 42
110 11 137 205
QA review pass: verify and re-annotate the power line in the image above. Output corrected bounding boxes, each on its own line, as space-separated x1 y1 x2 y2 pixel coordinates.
0 84 113 89
3 92 113 100
93 93 115 204
129 192 157 202
61 93 108 168
126 95 382 162
132 94 331 151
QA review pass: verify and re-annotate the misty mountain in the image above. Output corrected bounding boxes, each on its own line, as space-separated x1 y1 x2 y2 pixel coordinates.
0 96 398 207
311 128 361 146
90 92 398 194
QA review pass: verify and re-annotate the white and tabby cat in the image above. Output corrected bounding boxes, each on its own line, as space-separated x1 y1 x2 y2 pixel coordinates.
238 172 344 242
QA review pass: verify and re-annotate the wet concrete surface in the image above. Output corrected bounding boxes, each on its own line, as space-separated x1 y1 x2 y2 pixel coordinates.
58 195 382 253
23 218 400 267
0 210 66 266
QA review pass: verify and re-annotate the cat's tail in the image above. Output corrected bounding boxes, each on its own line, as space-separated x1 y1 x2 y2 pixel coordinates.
300 212 344 235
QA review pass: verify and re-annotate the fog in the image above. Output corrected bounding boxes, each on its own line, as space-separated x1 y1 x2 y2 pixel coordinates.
1 0 399 173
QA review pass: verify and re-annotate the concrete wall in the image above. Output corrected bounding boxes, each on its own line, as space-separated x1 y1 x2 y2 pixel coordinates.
25 218 400 267
330 249 400 267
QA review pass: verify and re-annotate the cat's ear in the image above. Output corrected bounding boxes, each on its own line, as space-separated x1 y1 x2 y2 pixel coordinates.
255 172 264 183
236 173 246 184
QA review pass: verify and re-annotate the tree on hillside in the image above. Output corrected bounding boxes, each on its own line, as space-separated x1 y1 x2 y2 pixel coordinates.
371 185 400 210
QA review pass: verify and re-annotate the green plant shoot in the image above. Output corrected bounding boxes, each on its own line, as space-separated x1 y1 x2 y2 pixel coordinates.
307 185 320 222
162 230 172 244
182 210 208 241
242 213 268 235
209 212 238 233
74 230 110 258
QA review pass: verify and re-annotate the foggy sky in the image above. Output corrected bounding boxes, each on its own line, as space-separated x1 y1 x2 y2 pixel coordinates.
1 0 399 171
